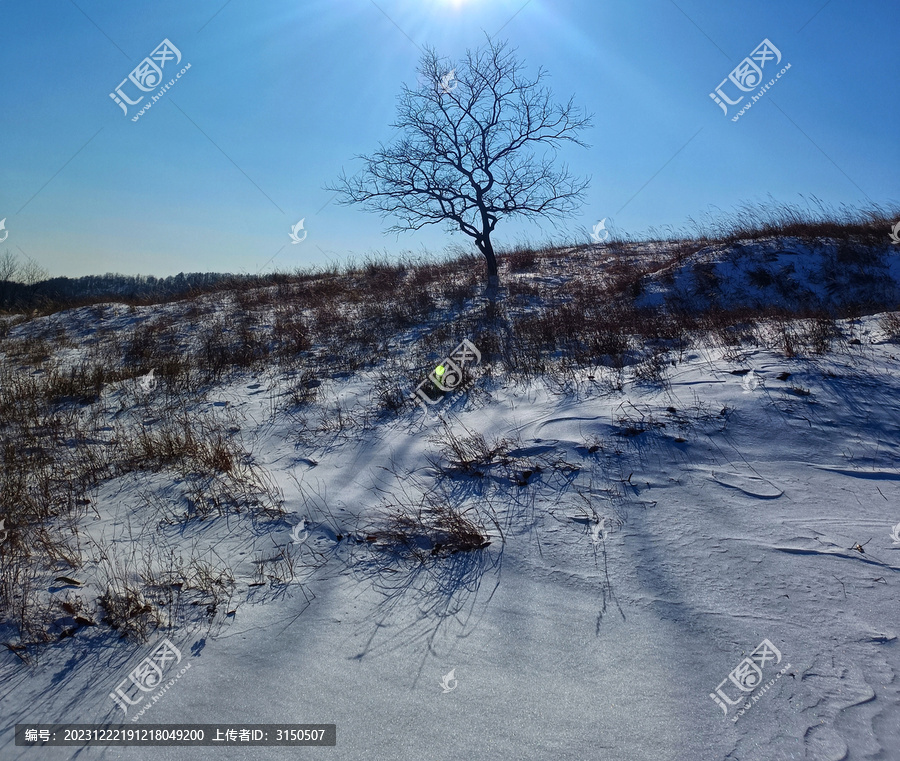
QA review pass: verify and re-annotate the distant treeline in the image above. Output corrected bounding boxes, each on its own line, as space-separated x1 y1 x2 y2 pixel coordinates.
0 271 295 312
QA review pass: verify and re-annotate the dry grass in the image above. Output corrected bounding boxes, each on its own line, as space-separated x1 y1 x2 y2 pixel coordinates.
372 499 492 561
879 310 900 342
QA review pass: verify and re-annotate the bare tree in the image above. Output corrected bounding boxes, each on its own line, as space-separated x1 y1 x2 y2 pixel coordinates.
0 250 48 286
0 251 17 283
327 37 592 289
0 251 21 306
0 250 49 307
19 256 49 286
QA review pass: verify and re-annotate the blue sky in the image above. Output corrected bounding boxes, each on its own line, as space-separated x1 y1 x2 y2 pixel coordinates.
1 0 897 278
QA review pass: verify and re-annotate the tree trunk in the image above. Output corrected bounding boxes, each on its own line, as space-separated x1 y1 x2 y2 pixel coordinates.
478 233 500 291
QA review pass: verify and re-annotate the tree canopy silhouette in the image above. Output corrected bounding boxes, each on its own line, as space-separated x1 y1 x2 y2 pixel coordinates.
328 37 593 288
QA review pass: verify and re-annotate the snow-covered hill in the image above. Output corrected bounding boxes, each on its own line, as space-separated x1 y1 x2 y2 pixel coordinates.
1 242 899 760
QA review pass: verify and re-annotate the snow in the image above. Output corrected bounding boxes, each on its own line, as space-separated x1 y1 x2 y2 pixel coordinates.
1 262 899 760
637 237 900 313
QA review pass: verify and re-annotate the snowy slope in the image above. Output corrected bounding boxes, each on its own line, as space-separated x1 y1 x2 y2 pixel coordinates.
2 304 899 761
637 237 900 314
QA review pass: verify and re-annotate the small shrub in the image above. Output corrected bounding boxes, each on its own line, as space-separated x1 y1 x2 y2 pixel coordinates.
505 247 537 273
430 421 514 473
879 310 900 343
633 350 670 387
374 501 491 561
374 374 407 413
99 585 165 641
747 267 775 289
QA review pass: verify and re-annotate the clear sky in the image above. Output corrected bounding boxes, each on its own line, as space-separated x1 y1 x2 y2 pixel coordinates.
1 0 897 278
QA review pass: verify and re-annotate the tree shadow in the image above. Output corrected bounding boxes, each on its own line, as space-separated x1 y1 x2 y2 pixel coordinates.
347 530 504 677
